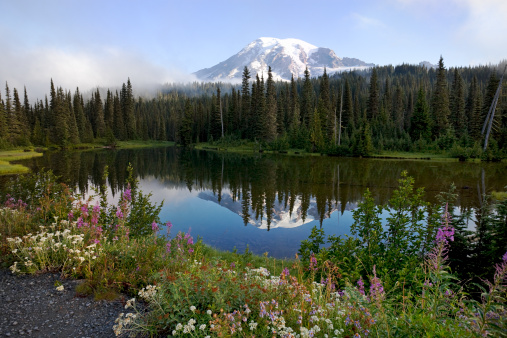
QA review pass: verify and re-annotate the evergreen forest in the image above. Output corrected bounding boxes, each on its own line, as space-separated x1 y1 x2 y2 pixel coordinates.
1 58 506 159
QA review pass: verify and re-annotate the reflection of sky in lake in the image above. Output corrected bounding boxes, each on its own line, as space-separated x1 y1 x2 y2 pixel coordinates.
141 177 355 258
140 177 479 258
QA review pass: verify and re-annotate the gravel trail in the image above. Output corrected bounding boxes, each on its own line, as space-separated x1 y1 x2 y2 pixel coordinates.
0 269 126 337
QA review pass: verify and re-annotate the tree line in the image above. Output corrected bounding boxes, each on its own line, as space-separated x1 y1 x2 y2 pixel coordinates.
1 58 506 157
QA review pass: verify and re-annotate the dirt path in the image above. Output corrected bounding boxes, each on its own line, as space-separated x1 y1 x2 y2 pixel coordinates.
0 269 126 337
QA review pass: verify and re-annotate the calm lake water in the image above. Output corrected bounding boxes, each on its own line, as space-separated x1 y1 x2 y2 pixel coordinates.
8 146 507 258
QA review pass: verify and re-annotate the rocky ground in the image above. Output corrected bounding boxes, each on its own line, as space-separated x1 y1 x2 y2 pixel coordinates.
0 269 127 337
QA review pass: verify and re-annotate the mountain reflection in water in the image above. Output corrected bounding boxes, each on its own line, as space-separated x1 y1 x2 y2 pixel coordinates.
13 146 507 258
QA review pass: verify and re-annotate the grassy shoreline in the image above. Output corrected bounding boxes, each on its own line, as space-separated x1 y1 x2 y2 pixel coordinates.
193 141 473 161
0 141 175 176
0 150 44 175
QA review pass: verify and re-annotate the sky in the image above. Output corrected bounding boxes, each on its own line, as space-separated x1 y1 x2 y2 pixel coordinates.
1 0 506 100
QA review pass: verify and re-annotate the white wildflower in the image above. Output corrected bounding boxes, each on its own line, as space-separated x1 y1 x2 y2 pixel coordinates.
56 285 64 291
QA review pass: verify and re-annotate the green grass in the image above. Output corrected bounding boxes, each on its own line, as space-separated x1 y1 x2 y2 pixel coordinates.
0 150 43 175
372 151 458 161
65 140 175 150
194 142 317 156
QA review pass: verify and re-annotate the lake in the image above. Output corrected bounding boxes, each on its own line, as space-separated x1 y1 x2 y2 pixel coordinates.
8 146 507 258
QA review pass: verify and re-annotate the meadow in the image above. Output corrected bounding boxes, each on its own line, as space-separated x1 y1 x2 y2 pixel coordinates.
0 167 505 337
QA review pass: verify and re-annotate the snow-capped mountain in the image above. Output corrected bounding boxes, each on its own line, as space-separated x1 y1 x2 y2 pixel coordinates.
194 37 375 81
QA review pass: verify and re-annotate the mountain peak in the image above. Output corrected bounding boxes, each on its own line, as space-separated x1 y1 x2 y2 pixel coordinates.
194 38 374 82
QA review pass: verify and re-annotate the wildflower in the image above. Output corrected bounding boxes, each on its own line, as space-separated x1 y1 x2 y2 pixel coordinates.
369 266 385 303
282 267 290 277
309 252 318 271
56 285 64 291
166 242 171 253
125 298 135 309
116 207 123 219
151 221 159 232
357 277 365 295
188 248 194 254
207 310 212 315
190 305 196 312
199 324 206 331
123 186 132 202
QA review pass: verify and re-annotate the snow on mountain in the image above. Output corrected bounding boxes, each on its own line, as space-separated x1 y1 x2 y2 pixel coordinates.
194 37 375 81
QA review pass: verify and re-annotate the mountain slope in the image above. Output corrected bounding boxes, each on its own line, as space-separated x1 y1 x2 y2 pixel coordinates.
194 37 375 81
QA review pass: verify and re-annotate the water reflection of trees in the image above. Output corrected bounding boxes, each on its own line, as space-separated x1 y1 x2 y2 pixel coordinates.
22 147 507 228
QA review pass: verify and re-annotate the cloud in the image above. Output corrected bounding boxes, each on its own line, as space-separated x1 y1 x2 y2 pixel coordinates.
352 13 386 29
456 0 507 59
0 42 197 101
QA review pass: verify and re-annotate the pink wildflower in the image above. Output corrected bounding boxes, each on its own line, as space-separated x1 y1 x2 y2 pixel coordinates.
309 252 318 271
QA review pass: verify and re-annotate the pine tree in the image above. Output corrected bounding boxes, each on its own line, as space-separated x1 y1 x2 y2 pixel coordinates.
381 77 392 123
11 88 24 144
0 92 8 142
241 66 251 135
121 79 136 139
319 68 334 143
343 79 354 129
310 108 324 152
209 89 222 140
432 56 451 137
367 68 380 120
393 84 405 132
467 76 483 141
104 89 114 130
113 90 126 140
450 68 467 138
289 75 300 129
253 74 266 139
301 67 313 127
66 90 80 144
53 87 70 146
264 66 277 142
92 89 106 138
410 87 432 141
179 99 193 146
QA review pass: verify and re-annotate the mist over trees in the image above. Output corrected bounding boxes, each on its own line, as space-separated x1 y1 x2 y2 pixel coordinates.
1 58 506 158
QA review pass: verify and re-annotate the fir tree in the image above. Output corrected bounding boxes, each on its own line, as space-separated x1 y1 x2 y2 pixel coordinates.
289 75 300 129
66 90 80 144
410 87 432 141
113 90 126 140
467 76 483 140
301 67 313 127
367 68 380 120
179 99 193 146
0 92 8 142
393 84 405 132
310 108 324 152
450 68 467 138
342 79 354 129
121 79 136 139
432 56 451 137
241 66 251 135
264 66 278 142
